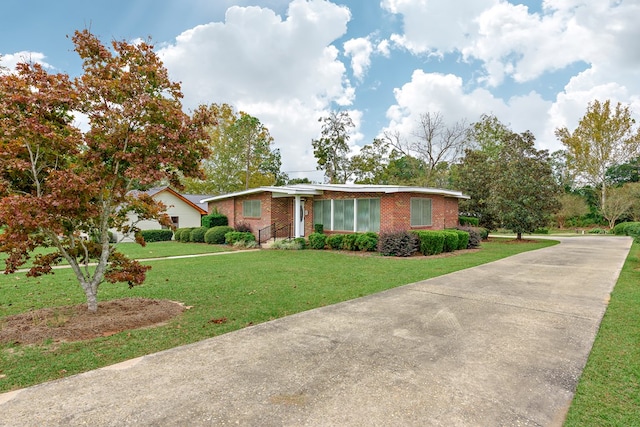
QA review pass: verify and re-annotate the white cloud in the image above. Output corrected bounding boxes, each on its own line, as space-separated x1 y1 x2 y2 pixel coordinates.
343 37 374 81
157 0 355 180
0 51 53 72
383 69 554 151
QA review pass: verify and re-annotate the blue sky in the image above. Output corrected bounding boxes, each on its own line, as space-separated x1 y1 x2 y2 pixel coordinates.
2 0 639 182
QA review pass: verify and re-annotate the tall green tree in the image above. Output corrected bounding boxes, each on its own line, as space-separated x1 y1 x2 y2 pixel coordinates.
183 104 285 194
0 30 211 312
555 99 640 209
490 132 561 239
312 110 354 184
456 117 561 236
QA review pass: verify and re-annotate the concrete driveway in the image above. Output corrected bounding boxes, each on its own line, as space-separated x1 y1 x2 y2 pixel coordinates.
0 236 632 426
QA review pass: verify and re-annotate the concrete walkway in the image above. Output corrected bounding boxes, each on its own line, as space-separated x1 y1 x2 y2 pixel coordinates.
0 236 632 426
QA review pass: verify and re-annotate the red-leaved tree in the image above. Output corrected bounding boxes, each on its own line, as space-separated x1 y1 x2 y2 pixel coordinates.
0 30 211 312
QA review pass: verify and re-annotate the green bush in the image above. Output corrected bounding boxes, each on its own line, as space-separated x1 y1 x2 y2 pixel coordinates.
178 227 195 242
173 228 187 241
533 227 550 234
452 229 469 250
477 227 489 240
189 227 208 243
314 223 324 234
378 230 419 257
294 237 307 249
355 232 378 252
341 233 359 251
588 227 607 234
204 226 234 244
412 231 445 256
612 222 640 236
201 213 228 228
442 231 459 252
308 232 327 250
326 234 345 250
272 239 303 250
140 229 173 242
224 231 256 245
459 216 479 226
457 227 481 248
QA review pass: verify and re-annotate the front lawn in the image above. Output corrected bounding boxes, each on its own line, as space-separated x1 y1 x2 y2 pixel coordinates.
0 239 554 392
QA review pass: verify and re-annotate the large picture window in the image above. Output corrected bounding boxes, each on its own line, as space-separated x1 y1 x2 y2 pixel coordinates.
313 198 380 232
410 198 432 226
242 200 261 218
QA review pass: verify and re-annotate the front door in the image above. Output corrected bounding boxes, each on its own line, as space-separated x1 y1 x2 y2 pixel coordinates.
298 200 305 237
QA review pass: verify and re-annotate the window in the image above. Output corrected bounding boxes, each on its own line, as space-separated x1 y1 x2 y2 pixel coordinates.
356 198 380 232
313 198 380 232
162 216 179 230
410 198 432 226
313 200 331 228
242 200 261 218
333 199 354 231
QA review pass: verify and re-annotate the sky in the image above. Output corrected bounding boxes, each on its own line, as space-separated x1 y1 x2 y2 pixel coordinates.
2 0 640 183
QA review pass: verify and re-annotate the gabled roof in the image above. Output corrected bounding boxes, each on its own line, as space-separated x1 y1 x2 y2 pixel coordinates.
200 184 469 203
135 187 210 215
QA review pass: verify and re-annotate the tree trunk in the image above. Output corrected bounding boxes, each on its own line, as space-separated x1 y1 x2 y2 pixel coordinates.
81 281 99 313
516 232 522 240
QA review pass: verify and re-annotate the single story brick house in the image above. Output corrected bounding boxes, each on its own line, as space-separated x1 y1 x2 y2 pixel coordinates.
200 184 469 240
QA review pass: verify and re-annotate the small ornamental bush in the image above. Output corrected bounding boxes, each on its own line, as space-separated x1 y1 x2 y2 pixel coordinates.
612 222 640 236
452 229 469 250
189 227 208 243
224 231 256 245
141 229 173 243
378 230 419 257
235 222 252 233
442 231 459 253
173 228 187 241
294 237 307 249
205 226 234 244
314 223 324 234
459 216 479 227
202 213 228 228
477 227 489 240
412 231 445 256
588 227 607 234
457 226 481 248
308 232 327 250
533 227 550 234
272 239 303 250
178 227 195 242
355 232 378 252
326 234 345 250
341 233 359 251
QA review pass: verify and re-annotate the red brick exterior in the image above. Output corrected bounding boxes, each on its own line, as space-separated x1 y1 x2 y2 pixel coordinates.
208 190 462 237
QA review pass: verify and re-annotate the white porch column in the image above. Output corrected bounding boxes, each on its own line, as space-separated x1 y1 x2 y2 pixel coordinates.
294 195 302 238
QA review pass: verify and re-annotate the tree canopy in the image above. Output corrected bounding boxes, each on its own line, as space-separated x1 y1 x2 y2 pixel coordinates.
182 103 286 195
555 99 640 208
0 30 211 312
312 110 355 184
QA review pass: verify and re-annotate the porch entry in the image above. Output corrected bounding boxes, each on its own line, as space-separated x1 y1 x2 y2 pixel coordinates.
294 196 305 237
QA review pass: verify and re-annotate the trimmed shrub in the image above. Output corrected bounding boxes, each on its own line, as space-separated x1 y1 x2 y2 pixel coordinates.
412 231 445 256
141 229 173 243
625 223 640 239
235 222 251 233
232 240 258 249
173 228 187 241
378 230 419 257
341 233 359 251
314 223 324 234
202 213 228 228
533 227 550 234
588 227 607 234
326 234 345 250
308 232 327 250
294 237 307 249
477 227 489 240
457 226 481 248
442 230 459 252
355 232 378 252
612 222 640 236
189 227 208 243
204 226 234 244
459 216 479 227
224 231 256 245
452 229 469 250
178 227 195 242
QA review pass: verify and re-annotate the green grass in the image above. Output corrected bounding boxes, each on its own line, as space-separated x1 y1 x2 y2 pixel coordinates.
564 241 640 426
0 239 555 392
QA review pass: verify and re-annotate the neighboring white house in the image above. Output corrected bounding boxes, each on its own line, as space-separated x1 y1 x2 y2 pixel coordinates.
115 187 209 241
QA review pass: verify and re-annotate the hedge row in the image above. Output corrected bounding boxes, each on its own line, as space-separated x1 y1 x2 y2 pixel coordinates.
174 225 255 246
410 229 471 256
612 222 640 241
308 232 380 252
140 229 173 242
